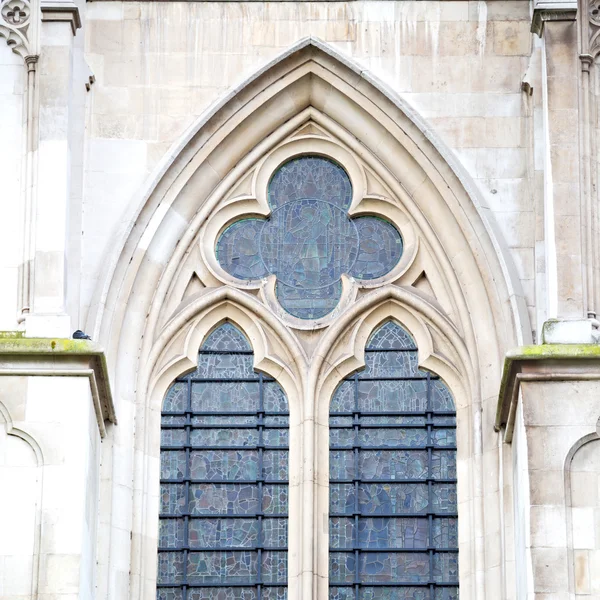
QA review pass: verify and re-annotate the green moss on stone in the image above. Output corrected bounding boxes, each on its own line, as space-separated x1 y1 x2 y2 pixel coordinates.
0 331 25 339
0 337 100 355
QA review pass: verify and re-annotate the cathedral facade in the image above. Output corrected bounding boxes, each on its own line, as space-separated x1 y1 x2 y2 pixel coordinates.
0 0 599 598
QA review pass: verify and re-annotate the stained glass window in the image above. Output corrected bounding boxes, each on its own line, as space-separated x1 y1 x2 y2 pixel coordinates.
216 157 403 320
158 323 289 600
329 322 459 600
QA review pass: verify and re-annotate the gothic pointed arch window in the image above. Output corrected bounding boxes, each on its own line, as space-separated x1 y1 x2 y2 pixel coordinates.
157 323 289 600
328 321 459 600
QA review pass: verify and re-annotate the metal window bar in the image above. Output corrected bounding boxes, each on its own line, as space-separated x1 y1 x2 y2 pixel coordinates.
158 348 289 599
329 346 459 600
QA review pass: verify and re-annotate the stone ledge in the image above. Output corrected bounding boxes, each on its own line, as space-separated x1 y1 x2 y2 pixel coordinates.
495 344 600 442
0 336 116 437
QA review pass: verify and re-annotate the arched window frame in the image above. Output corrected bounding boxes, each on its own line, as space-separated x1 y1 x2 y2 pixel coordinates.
327 321 459 599
102 41 524 600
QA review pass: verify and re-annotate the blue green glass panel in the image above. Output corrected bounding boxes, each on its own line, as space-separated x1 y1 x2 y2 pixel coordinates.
349 217 403 280
187 590 257 600
188 484 259 515
202 323 252 352
216 157 403 319
158 324 289 598
366 321 416 350
329 322 458 597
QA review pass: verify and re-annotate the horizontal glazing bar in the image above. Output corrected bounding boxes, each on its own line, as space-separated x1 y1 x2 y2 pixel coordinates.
162 411 289 416
328 582 459 588
329 445 457 451
330 513 458 518
364 348 419 353
159 513 289 519
161 424 288 429
177 378 275 383
157 583 289 588
158 546 287 552
330 411 455 417
327 547 459 553
160 446 290 451
160 480 290 485
197 350 256 355
330 478 457 484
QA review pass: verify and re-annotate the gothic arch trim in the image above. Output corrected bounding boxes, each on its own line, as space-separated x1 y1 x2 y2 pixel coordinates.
91 37 529 600
310 289 485 600
89 36 530 353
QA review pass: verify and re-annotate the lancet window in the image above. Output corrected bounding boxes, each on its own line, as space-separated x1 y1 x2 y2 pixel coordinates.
328 321 459 600
157 323 289 600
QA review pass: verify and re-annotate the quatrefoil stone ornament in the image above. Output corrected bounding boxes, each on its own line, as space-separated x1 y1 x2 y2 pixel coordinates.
1 0 29 25
216 156 403 319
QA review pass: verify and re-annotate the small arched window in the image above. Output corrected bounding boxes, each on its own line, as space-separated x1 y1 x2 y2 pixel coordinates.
328 321 458 600
157 323 289 600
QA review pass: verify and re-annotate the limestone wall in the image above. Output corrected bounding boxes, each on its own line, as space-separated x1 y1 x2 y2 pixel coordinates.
0 44 25 331
82 0 536 334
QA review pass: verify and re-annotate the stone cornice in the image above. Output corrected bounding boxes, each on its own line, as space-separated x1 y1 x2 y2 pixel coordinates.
0 336 116 437
495 345 600 442
531 1 577 37
40 0 80 34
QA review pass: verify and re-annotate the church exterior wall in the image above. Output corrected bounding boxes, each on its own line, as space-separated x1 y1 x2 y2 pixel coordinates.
0 1 599 600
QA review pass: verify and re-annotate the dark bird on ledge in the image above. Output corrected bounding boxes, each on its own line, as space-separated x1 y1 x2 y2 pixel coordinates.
72 330 91 340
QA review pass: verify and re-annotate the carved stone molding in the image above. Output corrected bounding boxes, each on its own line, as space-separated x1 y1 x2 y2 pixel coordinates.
588 0 600 56
40 0 80 35
531 0 577 37
0 0 33 59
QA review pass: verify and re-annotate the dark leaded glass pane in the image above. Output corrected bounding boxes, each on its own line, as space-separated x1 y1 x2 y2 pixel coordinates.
358 517 429 549
159 519 185 548
349 217 403 280
357 428 427 448
359 552 430 583
190 354 255 379
263 518 288 547
191 382 260 413
361 351 421 378
215 157 403 320
330 587 355 600
216 219 269 281
157 589 184 600
359 450 429 480
329 517 354 549
329 552 356 584
157 552 185 584
330 380 355 413
268 156 352 210
159 324 288 599
264 382 288 412
358 483 430 515
358 380 429 413
262 551 288 583
187 590 257 600
160 484 186 515
276 279 342 320
187 551 257 584
189 428 259 447
202 323 252 352
329 322 458 598
261 587 287 600
189 450 259 481
161 428 187 446
163 382 187 412
360 587 430 600
263 485 288 514
366 322 416 350
188 518 258 548
189 484 260 515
